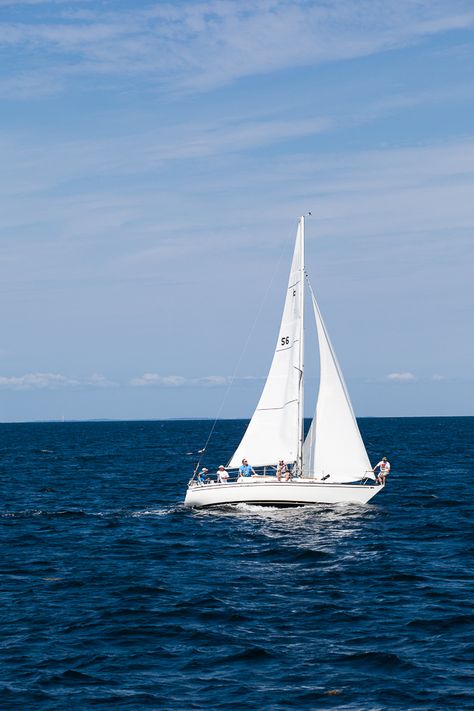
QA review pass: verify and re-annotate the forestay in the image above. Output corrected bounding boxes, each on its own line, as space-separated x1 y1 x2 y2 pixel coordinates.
303 286 375 482
228 220 304 468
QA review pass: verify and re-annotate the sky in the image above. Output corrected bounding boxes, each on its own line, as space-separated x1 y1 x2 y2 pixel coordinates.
0 0 473 421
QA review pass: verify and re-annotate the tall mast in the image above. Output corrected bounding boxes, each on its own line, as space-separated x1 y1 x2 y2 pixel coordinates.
297 215 305 474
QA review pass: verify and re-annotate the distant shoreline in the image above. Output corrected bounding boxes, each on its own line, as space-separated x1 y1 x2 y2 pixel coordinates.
0 415 472 425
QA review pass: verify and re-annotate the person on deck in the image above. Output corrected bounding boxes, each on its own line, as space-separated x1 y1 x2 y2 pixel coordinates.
197 468 209 484
217 466 229 483
373 457 391 485
276 460 290 481
238 459 256 481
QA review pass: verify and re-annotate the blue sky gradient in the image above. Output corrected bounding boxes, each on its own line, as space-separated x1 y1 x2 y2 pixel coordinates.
1 0 473 420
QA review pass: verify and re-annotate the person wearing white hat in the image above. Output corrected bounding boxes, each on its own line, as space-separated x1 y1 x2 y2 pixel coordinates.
197 467 209 485
216 465 229 483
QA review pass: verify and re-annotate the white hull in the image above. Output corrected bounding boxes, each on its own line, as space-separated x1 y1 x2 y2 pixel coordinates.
184 478 383 508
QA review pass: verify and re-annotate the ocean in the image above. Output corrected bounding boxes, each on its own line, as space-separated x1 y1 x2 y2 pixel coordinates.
1 417 473 710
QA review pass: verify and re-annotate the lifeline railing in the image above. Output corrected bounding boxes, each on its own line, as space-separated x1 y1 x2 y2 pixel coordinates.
189 465 292 486
189 467 378 486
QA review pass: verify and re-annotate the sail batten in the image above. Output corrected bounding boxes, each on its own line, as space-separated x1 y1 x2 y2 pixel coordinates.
257 398 299 411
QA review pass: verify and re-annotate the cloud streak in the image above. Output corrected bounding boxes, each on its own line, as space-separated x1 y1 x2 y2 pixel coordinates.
129 374 261 388
0 114 332 199
0 370 463 392
386 372 417 382
0 372 117 390
1 1 474 97
129 374 187 387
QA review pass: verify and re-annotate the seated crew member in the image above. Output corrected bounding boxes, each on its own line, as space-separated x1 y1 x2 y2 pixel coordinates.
197 467 209 484
238 459 256 481
276 460 290 481
373 457 391 485
216 465 229 483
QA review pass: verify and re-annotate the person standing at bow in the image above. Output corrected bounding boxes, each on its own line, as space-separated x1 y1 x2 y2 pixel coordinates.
373 457 391 485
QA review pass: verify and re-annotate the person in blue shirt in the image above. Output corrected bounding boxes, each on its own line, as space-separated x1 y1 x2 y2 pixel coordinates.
238 459 256 479
197 468 209 484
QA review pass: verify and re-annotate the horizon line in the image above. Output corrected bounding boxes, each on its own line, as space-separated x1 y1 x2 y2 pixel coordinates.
0 414 472 425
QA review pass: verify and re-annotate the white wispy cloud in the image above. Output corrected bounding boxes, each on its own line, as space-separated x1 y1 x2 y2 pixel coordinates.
0 71 63 100
82 373 117 388
130 373 241 388
0 1 89 5
0 372 255 390
129 373 187 387
1 1 473 97
386 372 417 382
0 372 116 390
0 373 79 390
0 114 332 198
1 130 473 301
196 375 230 387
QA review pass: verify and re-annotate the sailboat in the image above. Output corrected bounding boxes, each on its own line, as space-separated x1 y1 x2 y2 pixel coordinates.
184 216 382 508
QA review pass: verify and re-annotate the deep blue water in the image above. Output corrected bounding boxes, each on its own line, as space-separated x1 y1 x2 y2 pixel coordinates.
1 417 473 710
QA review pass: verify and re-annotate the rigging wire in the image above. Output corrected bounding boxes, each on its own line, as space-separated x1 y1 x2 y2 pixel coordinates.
192 231 293 477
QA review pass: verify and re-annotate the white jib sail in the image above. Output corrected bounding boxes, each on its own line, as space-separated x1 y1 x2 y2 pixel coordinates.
228 220 304 468
303 285 374 482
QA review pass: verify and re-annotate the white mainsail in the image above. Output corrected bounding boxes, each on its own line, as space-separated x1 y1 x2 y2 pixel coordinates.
228 219 304 468
303 286 375 482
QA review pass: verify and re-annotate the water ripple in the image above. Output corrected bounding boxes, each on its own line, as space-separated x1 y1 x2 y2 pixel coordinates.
0 417 473 710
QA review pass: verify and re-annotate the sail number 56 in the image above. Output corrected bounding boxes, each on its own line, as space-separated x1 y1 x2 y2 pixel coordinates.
280 336 290 346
